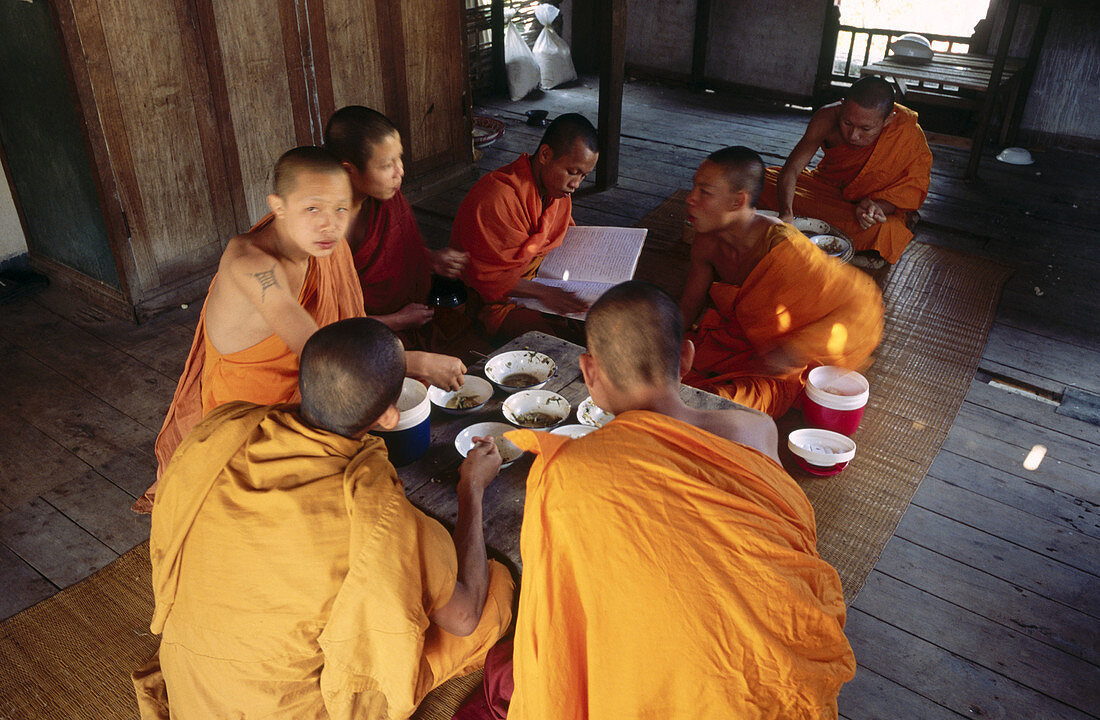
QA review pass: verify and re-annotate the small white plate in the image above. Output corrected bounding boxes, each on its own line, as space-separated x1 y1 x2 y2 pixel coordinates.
455 421 524 467
428 376 493 414
577 396 614 427
483 350 557 393
550 424 597 439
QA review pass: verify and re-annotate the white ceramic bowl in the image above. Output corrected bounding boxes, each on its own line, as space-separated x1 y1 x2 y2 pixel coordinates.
996 147 1034 166
759 210 833 237
550 424 597 439
577 396 615 427
427 376 494 415
810 234 855 263
888 34 934 61
483 350 557 393
502 390 571 429
454 421 524 467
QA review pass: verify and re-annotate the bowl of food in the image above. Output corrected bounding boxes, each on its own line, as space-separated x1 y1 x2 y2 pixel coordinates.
810 234 855 263
502 390 571 429
455 421 525 467
787 428 856 476
484 350 557 393
758 211 833 237
427 376 493 415
472 116 506 148
550 424 597 439
577 395 614 427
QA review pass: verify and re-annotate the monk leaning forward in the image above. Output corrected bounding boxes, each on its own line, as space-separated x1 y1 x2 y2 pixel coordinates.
132 318 514 720
758 76 932 263
450 113 599 341
454 282 855 720
324 105 472 350
681 146 883 417
137 147 465 512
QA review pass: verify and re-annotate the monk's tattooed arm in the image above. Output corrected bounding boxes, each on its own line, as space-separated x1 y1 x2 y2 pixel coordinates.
252 264 278 302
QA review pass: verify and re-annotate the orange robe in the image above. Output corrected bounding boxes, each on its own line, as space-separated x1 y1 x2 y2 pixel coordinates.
133 402 514 720
351 190 432 316
450 154 573 335
683 223 883 417
144 214 364 508
759 103 932 263
506 412 855 719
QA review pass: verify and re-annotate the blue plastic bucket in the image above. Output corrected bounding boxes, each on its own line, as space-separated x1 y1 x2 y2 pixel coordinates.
373 378 431 466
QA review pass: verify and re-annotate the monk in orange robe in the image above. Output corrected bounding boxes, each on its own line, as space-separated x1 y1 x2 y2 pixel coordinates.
324 106 470 348
758 76 932 263
137 148 466 513
450 113 598 340
679 146 883 418
454 282 854 719
132 319 514 720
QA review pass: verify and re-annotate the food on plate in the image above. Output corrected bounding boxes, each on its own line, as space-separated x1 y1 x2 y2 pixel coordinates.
500 372 541 388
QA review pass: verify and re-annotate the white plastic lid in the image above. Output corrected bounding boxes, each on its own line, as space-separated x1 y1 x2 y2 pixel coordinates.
788 428 857 465
805 366 869 410
389 378 430 430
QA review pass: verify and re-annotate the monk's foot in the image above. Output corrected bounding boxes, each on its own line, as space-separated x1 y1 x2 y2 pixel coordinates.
131 491 155 515
851 251 887 271
905 210 921 233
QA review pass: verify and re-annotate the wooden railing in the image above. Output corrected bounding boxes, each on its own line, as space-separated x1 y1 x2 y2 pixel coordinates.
830 24 973 87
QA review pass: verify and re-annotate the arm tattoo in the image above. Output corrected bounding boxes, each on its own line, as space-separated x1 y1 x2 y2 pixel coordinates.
252 264 278 302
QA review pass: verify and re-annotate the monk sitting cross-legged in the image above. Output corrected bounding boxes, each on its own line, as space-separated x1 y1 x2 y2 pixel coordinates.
453 281 855 720
680 146 883 418
136 147 466 513
757 76 933 263
450 113 599 341
132 318 514 720
324 105 471 349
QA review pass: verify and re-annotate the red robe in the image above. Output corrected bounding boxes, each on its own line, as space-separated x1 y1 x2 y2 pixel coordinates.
350 190 432 316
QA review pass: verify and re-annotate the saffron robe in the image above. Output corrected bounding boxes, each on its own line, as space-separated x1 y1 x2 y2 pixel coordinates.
683 223 883 417
506 413 855 719
450 154 573 334
142 214 364 511
134 402 514 720
351 190 432 316
759 103 932 263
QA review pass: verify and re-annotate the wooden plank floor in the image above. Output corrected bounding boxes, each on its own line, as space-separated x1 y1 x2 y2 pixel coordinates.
1 78 1096 717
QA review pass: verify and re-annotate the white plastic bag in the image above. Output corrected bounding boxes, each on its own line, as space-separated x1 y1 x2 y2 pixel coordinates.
504 8 541 101
532 4 577 90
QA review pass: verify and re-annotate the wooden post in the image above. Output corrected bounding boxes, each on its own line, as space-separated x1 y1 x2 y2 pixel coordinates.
1004 3 1051 147
595 0 626 190
967 0 1019 180
690 0 711 91
813 2 841 107
491 0 506 94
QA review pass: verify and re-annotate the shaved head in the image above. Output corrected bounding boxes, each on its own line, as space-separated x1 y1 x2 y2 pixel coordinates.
704 146 765 207
324 105 399 170
273 146 346 198
298 318 406 438
845 77 895 118
586 281 683 392
538 113 599 157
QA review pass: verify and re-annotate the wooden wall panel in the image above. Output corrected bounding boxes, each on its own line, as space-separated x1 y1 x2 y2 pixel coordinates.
211 1 298 223
625 0 696 76
93 0 224 287
400 0 468 171
323 0 387 114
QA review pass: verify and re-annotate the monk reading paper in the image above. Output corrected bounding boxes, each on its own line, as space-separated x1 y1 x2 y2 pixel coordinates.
132 318 514 720
138 147 465 512
450 113 599 340
758 76 933 263
324 105 470 347
680 146 883 417
453 282 855 720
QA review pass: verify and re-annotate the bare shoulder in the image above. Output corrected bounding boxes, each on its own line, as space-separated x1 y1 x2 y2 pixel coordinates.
696 407 780 463
222 230 280 277
807 104 840 135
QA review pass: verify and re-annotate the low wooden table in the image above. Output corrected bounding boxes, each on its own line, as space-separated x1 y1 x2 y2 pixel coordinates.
396 331 753 570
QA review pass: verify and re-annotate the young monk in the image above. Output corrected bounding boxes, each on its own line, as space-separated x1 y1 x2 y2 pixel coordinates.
132 318 514 720
323 105 469 340
450 113 599 340
680 146 884 418
757 76 933 263
139 147 465 512
454 281 855 719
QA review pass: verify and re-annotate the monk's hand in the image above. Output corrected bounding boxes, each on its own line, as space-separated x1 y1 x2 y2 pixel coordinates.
856 198 888 229
538 285 590 316
392 302 435 330
411 352 466 391
460 436 502 493
431 248 469 278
